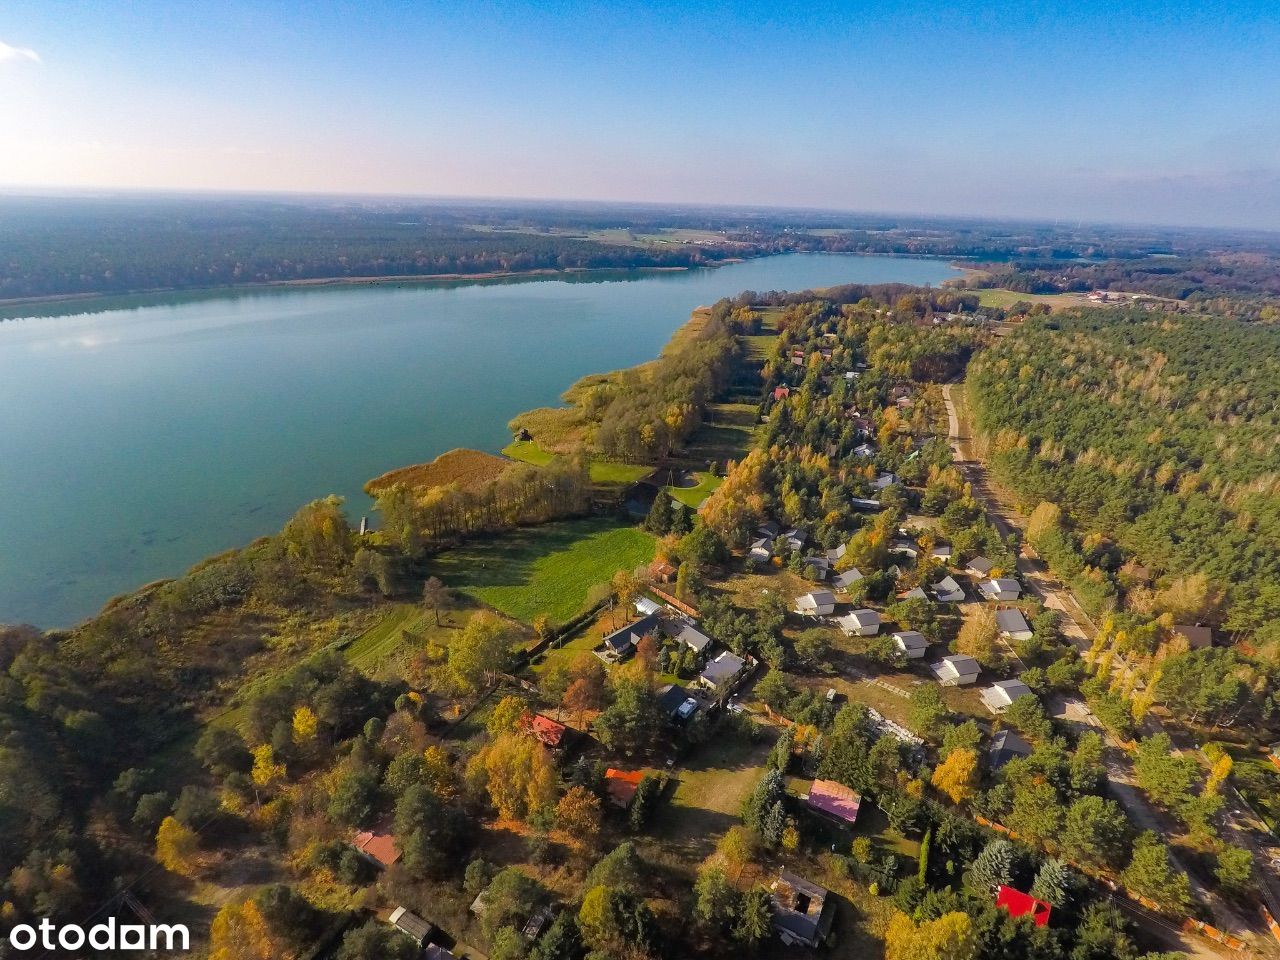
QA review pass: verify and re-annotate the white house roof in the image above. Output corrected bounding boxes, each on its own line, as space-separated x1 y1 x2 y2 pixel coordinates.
991 678 1033 701
982 578 1021 596
634 597 661 617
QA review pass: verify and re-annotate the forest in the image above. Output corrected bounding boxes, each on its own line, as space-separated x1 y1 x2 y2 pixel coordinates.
968 310 1280 643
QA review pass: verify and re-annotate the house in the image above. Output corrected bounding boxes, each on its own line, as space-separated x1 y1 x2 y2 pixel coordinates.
520 713 569 749
980 578 1021 601
802 555 831 581
889 538 919 559
648 559 677 584
604 769 646 808
757 520 781 540
980 679 1034 714
931 542 954 561
966 556 995 578
832 567 864 592
850 497 882 512
837 609 881 637
995 608 1033 641
795 590 836 617
352 825 401 868
748 537 774 564
826 543 847 563
671 621 713 655
698 651 748 694
783 527 808 552
988 729 1033 770
932 575 965 603
873 473 898 490
773 385 791 401
853 442 876 458
1172 623 1213 650
634 596 662 617
996 886 1052 927
387 907 434 947
930 654 981 686
806 779 861 825
658 683 700 723
893 630 929 659
601 612 662 660
770 871 836 948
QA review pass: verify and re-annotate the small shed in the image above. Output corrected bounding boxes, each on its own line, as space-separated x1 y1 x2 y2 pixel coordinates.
387 907 434 947
893 630 929 659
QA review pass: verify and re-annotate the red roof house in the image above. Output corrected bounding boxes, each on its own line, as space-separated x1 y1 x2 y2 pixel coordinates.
520 712 568 749
805 779 861 825
352 825 401 868
604 769 646 809
773 385 791 401
996 886 1051 927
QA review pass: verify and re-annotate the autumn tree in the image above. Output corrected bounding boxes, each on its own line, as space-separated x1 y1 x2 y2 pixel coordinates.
488 695 528 737
955 606 999 667
448 611 518 693
931 748 979 805
422 576 451 626
156 816 200 877
476 734 558 822
885 910 977 960
209 899 277 960
556 786 603 848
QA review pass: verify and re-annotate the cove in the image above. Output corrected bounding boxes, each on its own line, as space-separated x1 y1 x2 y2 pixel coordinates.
0 253 961 627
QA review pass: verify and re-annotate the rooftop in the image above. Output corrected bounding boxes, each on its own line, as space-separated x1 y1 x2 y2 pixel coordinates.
806 779 861 824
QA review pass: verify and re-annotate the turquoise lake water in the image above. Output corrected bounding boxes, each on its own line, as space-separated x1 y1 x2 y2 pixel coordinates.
0 253 960 626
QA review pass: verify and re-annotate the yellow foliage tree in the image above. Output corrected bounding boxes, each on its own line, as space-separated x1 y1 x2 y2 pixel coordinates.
155 816 200 877
250 744 285 790
291 705 319 745
931 748 980 806
480 734 557 822
209 900 277 960
886 910 977 960
422 745 456 799
556 785 602 847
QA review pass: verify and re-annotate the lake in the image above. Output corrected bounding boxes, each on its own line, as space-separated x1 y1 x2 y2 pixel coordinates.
0 253 960 627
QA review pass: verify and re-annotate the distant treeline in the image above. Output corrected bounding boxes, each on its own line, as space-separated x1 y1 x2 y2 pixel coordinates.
0 197 745 300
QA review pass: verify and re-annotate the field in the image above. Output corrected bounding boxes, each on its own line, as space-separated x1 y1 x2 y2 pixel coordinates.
680 402 759 466
503 439 652 485
425 517 655 624
668 471 723 508
365 447 510 495
973 288 1092 311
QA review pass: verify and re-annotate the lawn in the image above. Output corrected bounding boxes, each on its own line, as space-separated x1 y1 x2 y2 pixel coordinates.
649 730 778 868
667 471 723 508
426 517 655 624
502 439 557 466
681 402 759 466
503 439 651 486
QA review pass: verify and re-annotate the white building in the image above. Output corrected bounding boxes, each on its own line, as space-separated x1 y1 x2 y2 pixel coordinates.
796 590 836 617
995 608 1033 641
837 609 881 637
930 654 981 686
980 679 1035 714
980 578 1022 601
893 630 929 659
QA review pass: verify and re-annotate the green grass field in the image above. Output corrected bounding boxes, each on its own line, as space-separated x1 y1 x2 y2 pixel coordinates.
502 439 557 465
668 471 723 508
503 439 650 486
974 288 1091 311
426 517 655 624
344 604 426 672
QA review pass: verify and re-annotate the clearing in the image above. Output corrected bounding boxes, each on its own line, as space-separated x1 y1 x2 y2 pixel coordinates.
425 516 655 624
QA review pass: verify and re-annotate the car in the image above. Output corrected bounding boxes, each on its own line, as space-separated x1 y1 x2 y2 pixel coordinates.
825 688 838 703
727 699 745 715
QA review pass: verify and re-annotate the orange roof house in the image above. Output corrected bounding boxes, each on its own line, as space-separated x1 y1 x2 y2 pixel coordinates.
353 825 401 868
604 769 645 809
520 712 568 749
996 886 1051 927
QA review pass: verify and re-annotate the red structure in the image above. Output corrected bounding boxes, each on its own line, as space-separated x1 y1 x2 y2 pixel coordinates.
996 886 1051 927
520 712 568 749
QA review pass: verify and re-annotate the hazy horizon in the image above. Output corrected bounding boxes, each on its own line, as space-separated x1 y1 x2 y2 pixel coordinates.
3 0 1279 230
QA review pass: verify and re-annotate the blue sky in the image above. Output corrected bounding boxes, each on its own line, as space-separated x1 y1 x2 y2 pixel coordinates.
2 0 1278 228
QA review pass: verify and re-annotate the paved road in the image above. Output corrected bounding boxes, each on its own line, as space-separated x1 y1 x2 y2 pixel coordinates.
942 382 1276 957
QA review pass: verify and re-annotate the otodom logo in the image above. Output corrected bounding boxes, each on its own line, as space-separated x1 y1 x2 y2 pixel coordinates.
6 918 190 953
